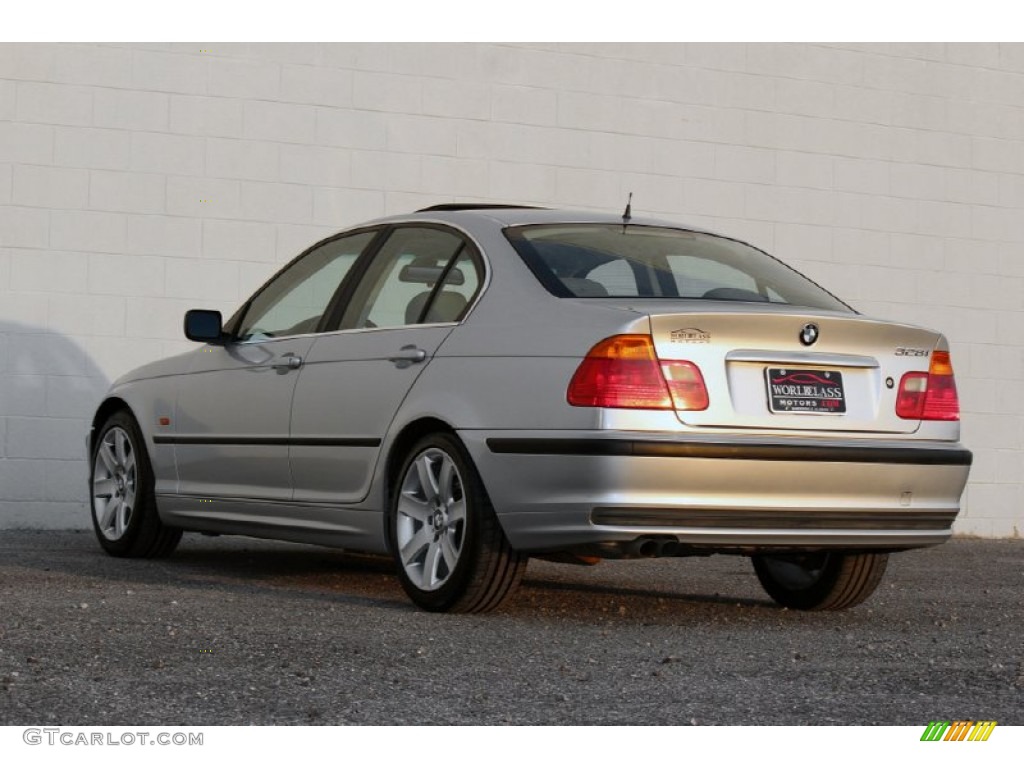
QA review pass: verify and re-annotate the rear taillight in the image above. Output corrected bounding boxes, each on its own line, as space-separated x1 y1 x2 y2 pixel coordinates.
567 335 708 411
895 350 960 421
661 360 710 411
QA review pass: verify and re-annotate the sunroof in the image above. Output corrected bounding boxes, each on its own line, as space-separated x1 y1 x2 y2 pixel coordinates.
416 203 547 212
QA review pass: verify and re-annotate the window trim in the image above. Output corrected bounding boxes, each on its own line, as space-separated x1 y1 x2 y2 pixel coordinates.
224 220 490 344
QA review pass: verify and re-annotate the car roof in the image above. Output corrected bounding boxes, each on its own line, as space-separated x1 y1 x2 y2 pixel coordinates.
360 204 720 235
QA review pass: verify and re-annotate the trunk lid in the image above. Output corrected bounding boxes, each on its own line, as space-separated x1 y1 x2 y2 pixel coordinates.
641 305 941 434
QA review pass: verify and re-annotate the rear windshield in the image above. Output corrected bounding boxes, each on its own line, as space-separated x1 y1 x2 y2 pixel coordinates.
505 224 849 312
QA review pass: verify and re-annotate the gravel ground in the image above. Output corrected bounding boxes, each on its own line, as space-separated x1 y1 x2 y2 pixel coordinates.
0 531 1021 725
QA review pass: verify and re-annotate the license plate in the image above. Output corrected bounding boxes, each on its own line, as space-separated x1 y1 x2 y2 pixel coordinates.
766 368 846 414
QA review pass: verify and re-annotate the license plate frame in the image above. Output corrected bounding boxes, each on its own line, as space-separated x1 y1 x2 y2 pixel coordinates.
765 367 847 414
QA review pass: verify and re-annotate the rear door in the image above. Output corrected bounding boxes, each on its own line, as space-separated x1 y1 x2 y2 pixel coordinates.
289 225 483 503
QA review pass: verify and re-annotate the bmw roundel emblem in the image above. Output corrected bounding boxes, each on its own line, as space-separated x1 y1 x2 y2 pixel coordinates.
799 323 819 346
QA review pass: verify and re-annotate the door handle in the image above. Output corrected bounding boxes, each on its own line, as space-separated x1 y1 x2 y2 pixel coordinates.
388 345 427 366
272 353 303 372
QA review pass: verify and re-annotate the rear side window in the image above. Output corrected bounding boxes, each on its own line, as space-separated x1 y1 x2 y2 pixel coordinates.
505 224 849 311
341 226 479 329
424 250 481 323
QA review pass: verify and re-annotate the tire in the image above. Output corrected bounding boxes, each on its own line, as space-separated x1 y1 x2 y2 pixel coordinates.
389 433 527 613
90 410 182 558
751 551 888 611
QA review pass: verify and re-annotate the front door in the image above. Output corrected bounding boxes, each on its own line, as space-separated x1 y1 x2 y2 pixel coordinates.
172 230 377 501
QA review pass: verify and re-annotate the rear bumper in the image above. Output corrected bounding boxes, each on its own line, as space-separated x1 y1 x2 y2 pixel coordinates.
460 431 972 553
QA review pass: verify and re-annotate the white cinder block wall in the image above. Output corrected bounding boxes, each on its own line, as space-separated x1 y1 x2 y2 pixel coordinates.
0 43 1021 536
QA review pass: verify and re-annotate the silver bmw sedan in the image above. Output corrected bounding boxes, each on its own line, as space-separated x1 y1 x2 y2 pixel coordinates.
87 205 972 613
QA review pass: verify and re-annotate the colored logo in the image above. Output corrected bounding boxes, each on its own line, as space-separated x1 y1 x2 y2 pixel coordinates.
799 323 819 346
771 371 835 386
920 721 997 742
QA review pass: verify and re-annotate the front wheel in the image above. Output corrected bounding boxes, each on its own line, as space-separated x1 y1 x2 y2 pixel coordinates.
389 433 527 613
752 551 888 611
90 410 182 558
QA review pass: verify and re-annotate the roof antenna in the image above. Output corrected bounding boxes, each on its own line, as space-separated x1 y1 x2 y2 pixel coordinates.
621 192 632 233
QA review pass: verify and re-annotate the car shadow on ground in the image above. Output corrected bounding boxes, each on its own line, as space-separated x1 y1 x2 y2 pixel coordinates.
8 531 781 618
519 577 768 609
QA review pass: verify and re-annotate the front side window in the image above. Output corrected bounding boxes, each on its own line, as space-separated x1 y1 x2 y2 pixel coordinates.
236 231 376 341
341 227 478 329
505 224 850 311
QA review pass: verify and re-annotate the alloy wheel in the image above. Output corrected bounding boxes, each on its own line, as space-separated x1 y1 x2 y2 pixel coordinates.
395 447 467 592
92 426 138 541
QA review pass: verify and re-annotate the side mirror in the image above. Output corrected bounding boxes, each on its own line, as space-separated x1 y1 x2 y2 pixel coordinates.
184 309 225 343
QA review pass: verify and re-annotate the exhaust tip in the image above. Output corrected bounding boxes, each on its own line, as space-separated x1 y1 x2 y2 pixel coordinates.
659 540 680 557
638 539 660 557
628 538 662 558
630 538 682 557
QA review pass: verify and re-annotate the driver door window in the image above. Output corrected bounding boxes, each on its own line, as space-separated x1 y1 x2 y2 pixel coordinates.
237 231 376 341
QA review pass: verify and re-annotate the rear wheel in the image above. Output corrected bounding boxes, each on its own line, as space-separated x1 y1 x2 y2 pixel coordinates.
90 410 181 558
390 433 526 613
752 551 888 611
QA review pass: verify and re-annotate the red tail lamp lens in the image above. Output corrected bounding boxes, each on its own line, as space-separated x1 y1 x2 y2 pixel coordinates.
568 335 708 411
895 350 960 421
